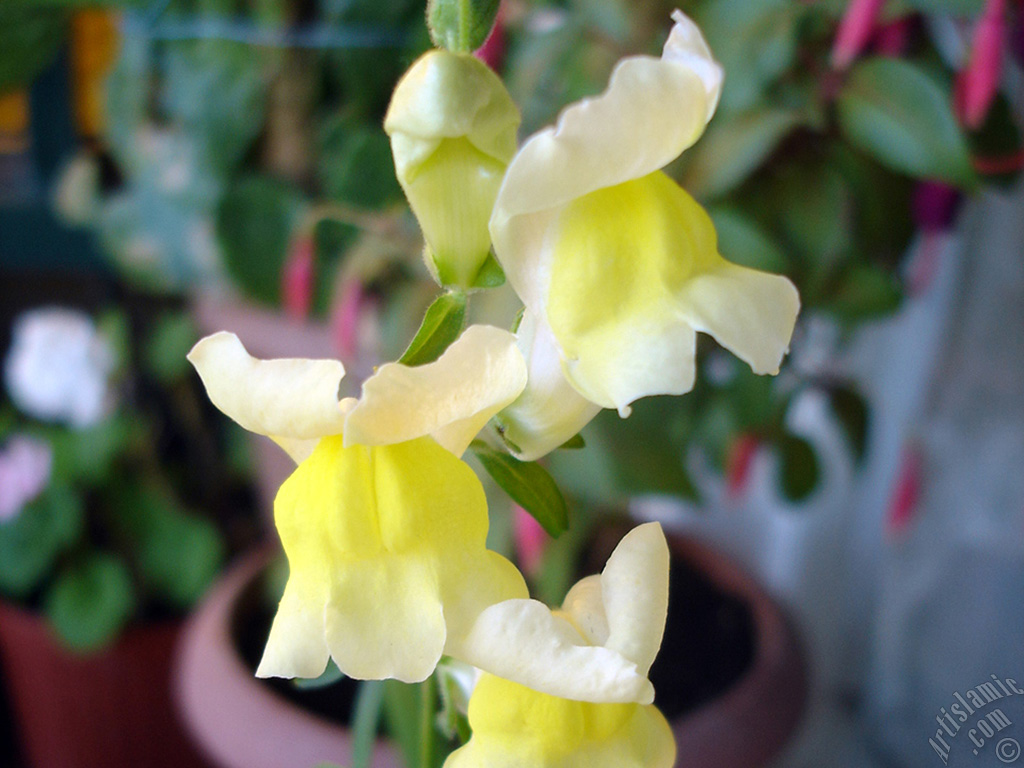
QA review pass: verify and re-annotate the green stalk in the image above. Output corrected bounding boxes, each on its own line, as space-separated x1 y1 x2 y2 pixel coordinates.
419 676 437 768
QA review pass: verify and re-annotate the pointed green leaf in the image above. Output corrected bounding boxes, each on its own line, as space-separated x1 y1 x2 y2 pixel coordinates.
837 58 976 188
778 433 819 502
351 680 386 768
398 291 467 366
471 443 569 537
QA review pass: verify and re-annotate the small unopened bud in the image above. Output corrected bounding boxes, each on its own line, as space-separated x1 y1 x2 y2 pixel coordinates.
831 0 886 71
385 50 520 290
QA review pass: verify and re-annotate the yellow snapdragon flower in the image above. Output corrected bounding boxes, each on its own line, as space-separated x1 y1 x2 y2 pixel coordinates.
457 523 669 704
188 326 529 682
445 674 675 768
490 11 799 419
446 524 676 768
385 50 520 289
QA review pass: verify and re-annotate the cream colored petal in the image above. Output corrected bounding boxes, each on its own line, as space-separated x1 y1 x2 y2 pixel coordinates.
599 523 669 678
343 325 527 456
664 9 724 121
559 308 698 416
187 332 347 441
256 578 330 679
677 261 800 375
458 599 654 704
559 575 609 647
497 311 602 461
384 50 520 177
491 44 716 309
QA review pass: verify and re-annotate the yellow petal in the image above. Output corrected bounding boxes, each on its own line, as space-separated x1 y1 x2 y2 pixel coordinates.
264 434 526 682
444 674 676 768
343 325 527 457
187 332 347 459
496 311 602 461
491 18 718 310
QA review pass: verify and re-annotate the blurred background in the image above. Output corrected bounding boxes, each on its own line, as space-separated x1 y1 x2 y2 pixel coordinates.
0 1 1022 767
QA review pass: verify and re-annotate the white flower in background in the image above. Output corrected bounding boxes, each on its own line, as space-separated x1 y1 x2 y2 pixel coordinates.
4 308 116 428
0 436 53 523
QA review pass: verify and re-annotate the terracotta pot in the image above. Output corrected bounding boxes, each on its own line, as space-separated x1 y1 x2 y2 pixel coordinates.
0 602 212 768
175 547 403 768
664 534 808 768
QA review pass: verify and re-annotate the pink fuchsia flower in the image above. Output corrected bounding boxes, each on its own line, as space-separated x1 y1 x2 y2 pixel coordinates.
282 235 316 321
0 436 53 523
955 0 1007 130
831 0 886 71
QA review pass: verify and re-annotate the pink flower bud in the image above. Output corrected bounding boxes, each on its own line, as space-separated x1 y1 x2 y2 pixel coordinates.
874 16 913 57
513 504 548 577
282 236 315 321
912 181 961 233
726 433 760 499
832 0 886 71
955 0 1006 130
886 445 922 539
474 9 507 71
330 277 365 361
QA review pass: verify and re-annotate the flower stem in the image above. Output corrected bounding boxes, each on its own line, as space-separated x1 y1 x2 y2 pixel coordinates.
419 676 437 768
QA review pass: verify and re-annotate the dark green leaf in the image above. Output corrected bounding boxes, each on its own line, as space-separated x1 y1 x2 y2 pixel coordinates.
144 311 198 384
823 264 902 321
837 58 976 188
696 0 801 113
319 114 403 209
968 95 1023 188
472 444 569 537
218 176 305 307
398 291 467 366
828 386 869 462
0 486 83 597
45 553 135 653
0 9 67 94
778 433 819 502
558 434 586 450
709 207 790 274
683 109 803 199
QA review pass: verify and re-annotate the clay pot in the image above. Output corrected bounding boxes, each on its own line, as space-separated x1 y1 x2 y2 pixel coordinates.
175 547 402 768
0 601 212 768
663 534 807 768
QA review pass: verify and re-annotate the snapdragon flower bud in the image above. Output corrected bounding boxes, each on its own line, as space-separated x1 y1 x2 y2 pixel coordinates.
385 50 520 290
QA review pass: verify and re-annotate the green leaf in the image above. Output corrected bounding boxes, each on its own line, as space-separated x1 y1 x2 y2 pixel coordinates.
45 553 135 653
144 311 198 384
837 58 976 188
44 416 133 485
107 484 224 609
0 486 83 597
558 434 586 450
351 680 386 768
319 114 403 209
218 176 305 307
777 433 819 502
696 0 801 113
398 291 467 366
0 9 67 94
471 444 569 538
683 108 803 199
900 0 983 13
823 264 902 321
828 386 869 463
708 207 790 274
427 0 501 52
